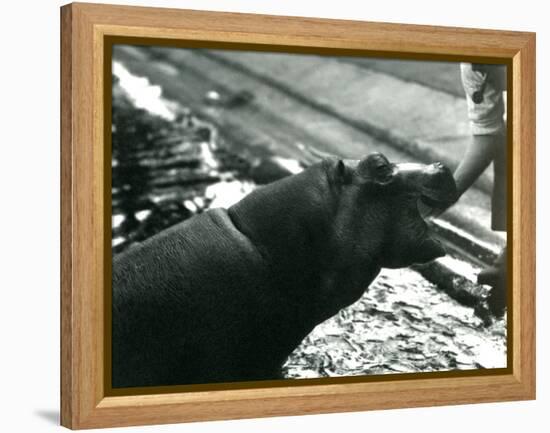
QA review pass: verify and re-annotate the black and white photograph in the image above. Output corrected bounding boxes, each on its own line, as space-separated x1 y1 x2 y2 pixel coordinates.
110 44 508 389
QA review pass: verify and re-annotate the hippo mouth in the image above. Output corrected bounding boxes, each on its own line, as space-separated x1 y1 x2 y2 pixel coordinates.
393 162 458 214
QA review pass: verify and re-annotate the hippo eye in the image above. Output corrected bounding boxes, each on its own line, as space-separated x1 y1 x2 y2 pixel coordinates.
371 161 393 184
358 153 393 184
375 162 392 177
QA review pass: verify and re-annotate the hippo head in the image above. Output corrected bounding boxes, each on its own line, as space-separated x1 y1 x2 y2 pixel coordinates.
324 152 457 270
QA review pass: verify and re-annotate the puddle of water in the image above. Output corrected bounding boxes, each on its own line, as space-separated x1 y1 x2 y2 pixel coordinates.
205 180 256 209
113 61 177 121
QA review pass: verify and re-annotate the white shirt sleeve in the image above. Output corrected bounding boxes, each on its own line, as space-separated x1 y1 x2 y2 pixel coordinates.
460 63 506 135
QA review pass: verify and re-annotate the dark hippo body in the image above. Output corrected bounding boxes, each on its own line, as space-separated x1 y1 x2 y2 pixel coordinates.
112 153 457 388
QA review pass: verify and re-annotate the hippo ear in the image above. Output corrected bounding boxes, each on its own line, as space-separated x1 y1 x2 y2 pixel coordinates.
336 160 353 184
358 153 394 185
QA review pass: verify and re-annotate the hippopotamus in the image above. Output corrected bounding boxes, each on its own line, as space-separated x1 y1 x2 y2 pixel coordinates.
112 153 457 388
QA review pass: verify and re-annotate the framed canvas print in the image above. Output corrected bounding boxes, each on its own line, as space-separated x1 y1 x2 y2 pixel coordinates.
60 2 536 429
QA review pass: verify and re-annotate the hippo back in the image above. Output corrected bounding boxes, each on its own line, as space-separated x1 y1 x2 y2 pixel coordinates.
113 208 268 387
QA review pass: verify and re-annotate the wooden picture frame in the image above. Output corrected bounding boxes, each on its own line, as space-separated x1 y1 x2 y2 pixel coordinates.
61 2 536 429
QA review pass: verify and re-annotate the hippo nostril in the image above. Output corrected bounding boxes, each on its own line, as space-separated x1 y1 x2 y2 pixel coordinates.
418 163 458 207
427 162 445 173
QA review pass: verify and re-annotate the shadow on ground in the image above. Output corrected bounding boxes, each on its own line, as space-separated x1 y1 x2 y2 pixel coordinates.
34 409 59 425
